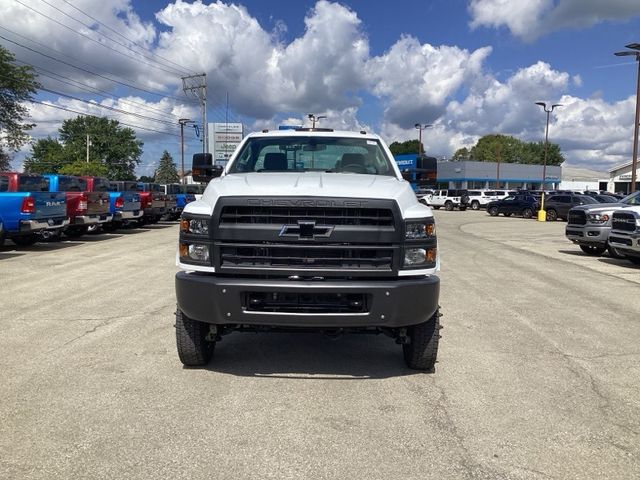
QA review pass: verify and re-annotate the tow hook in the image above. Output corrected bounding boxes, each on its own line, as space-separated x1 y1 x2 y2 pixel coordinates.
205 325 218 342
396 328 409 345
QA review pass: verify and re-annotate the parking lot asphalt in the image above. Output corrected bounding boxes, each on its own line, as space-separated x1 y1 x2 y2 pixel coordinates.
1 213 639 480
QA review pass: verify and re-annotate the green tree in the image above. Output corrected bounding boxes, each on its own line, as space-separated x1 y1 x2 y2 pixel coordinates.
0 46 39 154
389 139 422 156
138 175 155 183
58 116 142 180
452 147 471 161
0 147 10 171
154 150 179 183
24 116 143 179
23 136 66 173
59 160 108 177
457 134 564 165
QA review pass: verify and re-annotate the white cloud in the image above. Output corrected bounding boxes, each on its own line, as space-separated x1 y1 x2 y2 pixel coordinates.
469 0 640 41
365 36 492 128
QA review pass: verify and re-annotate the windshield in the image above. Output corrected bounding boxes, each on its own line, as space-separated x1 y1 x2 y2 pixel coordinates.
228 136 395 176
621 191 640 205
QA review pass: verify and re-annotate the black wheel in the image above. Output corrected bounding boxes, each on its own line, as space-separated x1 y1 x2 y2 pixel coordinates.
12 235 38 246
65 226 88 238
488 206 499 216
403 309 441 371
175 308 215 366
522 207 533 219
580 245 607 256
471 200 480 210
607 243 626 259
627 256 640 265
546 209 558 221
444 201 454 211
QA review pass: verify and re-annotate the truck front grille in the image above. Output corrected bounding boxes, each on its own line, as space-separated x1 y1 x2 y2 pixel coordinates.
611 212 637 232
243 292 370 314
220 243 394 271
567 210 586 226
220 206 394 227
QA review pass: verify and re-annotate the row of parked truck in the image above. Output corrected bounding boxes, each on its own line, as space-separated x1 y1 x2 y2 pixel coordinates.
0 172 198 247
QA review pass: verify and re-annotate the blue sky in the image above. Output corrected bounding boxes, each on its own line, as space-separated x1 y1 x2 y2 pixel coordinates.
3 0 640 175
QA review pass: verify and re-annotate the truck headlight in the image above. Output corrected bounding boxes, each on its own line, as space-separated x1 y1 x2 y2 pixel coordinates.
404 247 437 267
179 243 210 263
405 220 435 239
180 217 209 235
586 213 609 224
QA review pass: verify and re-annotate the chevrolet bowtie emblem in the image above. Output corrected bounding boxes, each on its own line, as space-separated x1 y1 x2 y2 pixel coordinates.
279 220 334 239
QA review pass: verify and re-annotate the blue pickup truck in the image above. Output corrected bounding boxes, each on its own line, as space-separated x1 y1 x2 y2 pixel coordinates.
79 176 142 231
0 173 69 247
163 183 196 220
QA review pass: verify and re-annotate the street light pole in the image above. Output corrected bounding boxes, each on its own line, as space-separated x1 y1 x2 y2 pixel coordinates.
535 102 562 221
615 43 640 193
179 118 194 185
414 123 433 155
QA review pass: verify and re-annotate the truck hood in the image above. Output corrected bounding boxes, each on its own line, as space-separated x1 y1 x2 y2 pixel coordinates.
571 203 632 214
187 172 430 218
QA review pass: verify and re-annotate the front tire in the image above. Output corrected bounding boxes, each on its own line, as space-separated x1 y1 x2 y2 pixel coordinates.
522 207 533 219
403 309 441 371
580 245 607 256
488 206 499 216
444 201 454 211
471 200 480 210
175 308 215 366
546 209 558 221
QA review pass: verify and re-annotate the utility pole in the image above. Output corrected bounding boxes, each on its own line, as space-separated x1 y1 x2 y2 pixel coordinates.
86 133 91 163
179 119 194 185
182 74 208 154
535 102 562 220
614 43 640 193
414 123 433 155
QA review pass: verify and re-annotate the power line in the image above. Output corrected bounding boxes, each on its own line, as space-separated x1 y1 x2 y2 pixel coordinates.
59 0 198 76
37 0 192 77
28 99 180 137
0 31 195 103
13 0 185 76
22 61 187 121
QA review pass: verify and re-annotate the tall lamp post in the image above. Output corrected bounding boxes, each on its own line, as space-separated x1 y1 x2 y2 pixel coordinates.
535 102 562 221
179 118 194 185
414 123 433 155
614 43 640 194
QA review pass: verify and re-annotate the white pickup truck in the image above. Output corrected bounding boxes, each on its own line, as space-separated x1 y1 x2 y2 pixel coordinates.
174 128 442 370
608 204 640 265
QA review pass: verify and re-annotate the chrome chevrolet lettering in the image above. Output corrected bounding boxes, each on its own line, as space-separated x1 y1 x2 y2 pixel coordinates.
248 199 367 208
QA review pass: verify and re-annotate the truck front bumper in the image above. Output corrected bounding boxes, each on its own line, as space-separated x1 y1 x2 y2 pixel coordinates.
19 217 69 233
175 272 440 328
609 232 640 256
72 214 113 225
566 225 609 246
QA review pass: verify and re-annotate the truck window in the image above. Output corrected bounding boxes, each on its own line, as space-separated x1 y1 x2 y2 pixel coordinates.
18 175 50 192
228 136 395 176
59 176 87 192
92 178 111 192
0 176 8 192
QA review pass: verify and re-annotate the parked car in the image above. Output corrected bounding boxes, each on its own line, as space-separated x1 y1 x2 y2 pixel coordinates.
592 194 619 203
82 176 142 230
466 190 494 210
428 189 470 210
487 194 540 218
565 191 640 258
163 183 196 220
543 194 598 221
43 174 112 238
0 173 69 246
109 181 166 224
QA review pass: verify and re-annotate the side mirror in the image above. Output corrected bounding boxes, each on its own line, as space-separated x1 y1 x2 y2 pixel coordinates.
401 169 412 181
192 153 223 182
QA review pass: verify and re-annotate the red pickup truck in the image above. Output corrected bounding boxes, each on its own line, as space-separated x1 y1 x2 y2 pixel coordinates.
44 174 112 238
